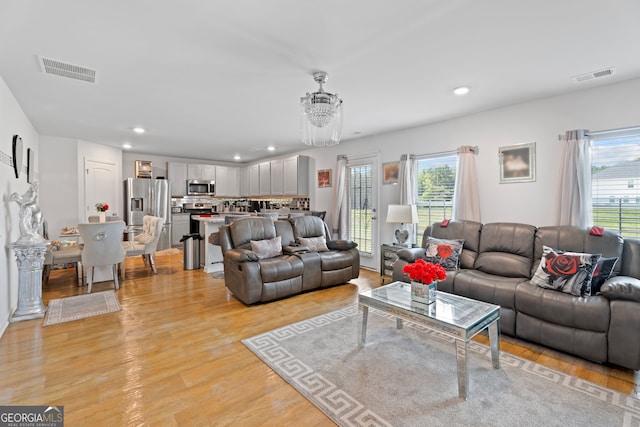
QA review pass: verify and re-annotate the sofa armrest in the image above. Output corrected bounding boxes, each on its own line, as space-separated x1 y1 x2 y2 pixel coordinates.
600 276 640 302
327 240 358 251
284 245 309 254
225 248 259 262
397 248 426 263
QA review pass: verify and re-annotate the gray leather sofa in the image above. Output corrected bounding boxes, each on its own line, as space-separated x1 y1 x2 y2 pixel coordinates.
219 216 359 305
393 220 640 370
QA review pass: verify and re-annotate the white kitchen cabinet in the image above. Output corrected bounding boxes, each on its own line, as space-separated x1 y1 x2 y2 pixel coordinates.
171 213 191 246
259 162 271 195
283 155 310 195
187 163 201 180
215 165 238 197
202 164 216 181
270 159 284 195
226 166 239 197
249 164 259 196
239 166 250 197
168 162 188 196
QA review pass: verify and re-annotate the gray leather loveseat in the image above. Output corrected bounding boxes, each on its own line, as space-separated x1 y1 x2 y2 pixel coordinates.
393 220 640 370
219 216 359 305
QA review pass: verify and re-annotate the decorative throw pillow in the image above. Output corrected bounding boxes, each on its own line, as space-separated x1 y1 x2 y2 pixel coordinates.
299 236 329 252
250 236 282 259
530 245 601 297
423 237 464 271
590 257 619 294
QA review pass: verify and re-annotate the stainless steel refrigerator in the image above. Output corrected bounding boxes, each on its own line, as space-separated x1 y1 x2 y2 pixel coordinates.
124 178 172 250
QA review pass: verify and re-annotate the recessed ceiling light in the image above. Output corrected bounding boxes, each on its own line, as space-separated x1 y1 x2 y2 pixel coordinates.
453 86 470 96
267 146 275 151
122 143 132 149
132 127 146 134
233 155 241 161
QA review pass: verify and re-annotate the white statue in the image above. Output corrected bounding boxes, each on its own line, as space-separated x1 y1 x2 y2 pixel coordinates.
9 180 45 244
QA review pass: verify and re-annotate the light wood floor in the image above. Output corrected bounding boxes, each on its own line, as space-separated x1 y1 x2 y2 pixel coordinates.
1 253 638 426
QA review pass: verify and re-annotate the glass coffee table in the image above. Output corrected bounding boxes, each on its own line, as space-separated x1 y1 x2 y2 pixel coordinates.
358 281 500 399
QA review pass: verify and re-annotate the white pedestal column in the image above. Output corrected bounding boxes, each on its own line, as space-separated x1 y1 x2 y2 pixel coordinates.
8 242 49 322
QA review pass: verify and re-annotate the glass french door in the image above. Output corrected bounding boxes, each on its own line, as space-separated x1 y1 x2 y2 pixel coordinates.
347 156 378 270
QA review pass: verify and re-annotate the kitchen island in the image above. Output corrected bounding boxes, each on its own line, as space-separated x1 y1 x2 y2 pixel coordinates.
193 214 249 273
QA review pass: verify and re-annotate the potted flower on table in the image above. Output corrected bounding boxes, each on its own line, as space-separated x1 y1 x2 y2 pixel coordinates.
95 202 109 222
402 259 446 304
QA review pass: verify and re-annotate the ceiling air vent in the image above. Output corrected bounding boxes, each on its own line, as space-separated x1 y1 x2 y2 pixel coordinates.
572 67 615 83
38 56 97 83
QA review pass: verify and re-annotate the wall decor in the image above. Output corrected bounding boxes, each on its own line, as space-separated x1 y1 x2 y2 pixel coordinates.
27 148 35 183
12 134 23 179
383 161 399 185
317 169 332 188
499 142 536 183
135 160 153 178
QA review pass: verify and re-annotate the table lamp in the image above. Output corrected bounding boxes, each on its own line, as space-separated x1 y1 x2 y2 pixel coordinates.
386 204 418 247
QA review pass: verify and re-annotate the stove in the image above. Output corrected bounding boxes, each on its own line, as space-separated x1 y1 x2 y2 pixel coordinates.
183 202 215 233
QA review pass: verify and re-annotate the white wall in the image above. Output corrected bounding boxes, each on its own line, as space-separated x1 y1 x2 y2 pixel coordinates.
0 76 39 335
299 77 640 250
38 137 122 250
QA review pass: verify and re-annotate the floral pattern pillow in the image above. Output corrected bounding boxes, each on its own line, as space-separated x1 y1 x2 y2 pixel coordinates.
530 245 601 296
423 237 464 271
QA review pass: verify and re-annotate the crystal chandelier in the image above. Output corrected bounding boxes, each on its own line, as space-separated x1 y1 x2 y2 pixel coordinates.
300 71 343 146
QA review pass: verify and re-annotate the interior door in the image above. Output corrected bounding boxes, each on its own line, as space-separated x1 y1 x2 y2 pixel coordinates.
85 159 118 222
347 155 379 270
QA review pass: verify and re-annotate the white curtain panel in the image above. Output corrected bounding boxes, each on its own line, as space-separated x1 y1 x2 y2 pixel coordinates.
332 155 348 239
554 130 593 227
398 154 416 205
452 146 481 222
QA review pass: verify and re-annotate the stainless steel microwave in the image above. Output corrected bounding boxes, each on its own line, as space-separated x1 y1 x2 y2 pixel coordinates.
187 179 215 196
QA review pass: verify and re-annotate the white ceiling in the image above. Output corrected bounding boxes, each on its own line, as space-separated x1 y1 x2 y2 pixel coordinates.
1 0 639 163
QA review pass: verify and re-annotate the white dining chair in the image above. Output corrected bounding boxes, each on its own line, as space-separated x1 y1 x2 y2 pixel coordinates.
121 215 164 280
78 221 125 293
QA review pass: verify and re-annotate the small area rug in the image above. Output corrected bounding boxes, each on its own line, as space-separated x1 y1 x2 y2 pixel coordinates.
43 290 122 326
242 305 640 427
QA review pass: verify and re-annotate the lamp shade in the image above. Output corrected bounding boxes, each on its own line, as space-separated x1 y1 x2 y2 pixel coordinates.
386 204 418 224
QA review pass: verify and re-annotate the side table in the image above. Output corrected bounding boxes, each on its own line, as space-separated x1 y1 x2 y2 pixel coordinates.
380 243 411 283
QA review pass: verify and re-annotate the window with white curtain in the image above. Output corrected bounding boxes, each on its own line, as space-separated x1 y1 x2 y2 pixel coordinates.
591 127 640 238
415 152 457 232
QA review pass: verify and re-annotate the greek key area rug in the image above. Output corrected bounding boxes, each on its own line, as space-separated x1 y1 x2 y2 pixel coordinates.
43 290 122 326
242 305 640 427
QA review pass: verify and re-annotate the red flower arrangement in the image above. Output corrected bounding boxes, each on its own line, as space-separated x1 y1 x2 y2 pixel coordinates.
402 259 447 284
95 202 109 212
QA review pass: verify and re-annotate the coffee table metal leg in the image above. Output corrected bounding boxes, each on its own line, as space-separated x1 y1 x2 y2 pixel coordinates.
455 340 469 399
359 305 369 347
488 321 500 368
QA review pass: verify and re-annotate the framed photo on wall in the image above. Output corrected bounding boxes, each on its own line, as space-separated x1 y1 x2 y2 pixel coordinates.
383 161 399 185
317 169 332 188
499 142 536 183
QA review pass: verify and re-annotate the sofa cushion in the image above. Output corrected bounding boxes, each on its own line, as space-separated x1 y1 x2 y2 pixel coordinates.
423 237 464 270
259 255 304 283
600 276 640 302
426 220 482 269
299 236 329 252
250 236 282 259
230 217 277 250
515 282 610 333
530 246 600 296
591 256 619 293
475 222 536 278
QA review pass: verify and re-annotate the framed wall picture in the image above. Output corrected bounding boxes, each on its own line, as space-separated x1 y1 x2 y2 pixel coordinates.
383 161 399 185
499 142 536 183
12 134 23 179
27 148 35 183
317 169 331 188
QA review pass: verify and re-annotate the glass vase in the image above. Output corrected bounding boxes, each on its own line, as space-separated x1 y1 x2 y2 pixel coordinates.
99 212 106 223
411 281 437 304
